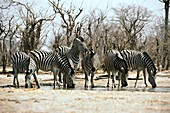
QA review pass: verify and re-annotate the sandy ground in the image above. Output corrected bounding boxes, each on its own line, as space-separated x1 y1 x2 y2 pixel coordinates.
0 69 170 113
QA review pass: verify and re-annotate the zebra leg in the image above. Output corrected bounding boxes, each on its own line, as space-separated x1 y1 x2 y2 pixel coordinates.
14 70 19 88
118 72 121 88
143 70 148 87
91 72 94 88
33 73 40 88
134 70 140 88
107 71 110 87
63 74 66 88
53 69 59 89
13 70 16 87
84 72 88 88
112 72 116 88
58 71 62 83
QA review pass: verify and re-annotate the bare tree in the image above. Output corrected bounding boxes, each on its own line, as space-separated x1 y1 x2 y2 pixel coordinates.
112 5 152 50
48 0 83 46
12 1 55 53
0 13 18 73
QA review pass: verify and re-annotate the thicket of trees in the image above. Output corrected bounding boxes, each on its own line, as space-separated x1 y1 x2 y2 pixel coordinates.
0 0 169 73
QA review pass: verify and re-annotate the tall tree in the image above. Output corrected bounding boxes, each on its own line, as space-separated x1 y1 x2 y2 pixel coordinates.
159 0 170 70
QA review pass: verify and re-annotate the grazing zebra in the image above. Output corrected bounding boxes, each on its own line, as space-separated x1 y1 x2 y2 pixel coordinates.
104 50 128 88
30 37 88 83
81 49 96 88
11 52 40 88
30 50 75 89
120 50 157 88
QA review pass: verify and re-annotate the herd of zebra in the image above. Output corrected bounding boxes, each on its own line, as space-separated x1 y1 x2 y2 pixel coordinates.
10 36 157 89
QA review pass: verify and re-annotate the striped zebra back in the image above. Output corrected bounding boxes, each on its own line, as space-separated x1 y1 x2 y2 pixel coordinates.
29 50 52 70
120 50 144 70
11 52 30 72
11 52 37 74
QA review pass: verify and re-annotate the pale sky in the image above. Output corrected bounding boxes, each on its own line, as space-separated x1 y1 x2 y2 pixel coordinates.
25 0 164 17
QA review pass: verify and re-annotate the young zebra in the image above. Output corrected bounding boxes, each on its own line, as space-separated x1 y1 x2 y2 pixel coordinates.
81 49 96 88
30 50 75 89
11 52 40 88
120 50 157 88
104 50 128 88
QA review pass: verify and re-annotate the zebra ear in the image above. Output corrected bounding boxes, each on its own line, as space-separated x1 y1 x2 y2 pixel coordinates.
78 36 84 42
142 52 149 57
76 36 84 42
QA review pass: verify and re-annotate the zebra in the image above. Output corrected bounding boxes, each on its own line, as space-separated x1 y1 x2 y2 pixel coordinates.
56 37 88 69
30 50 75 89
81 49 96 88
11 52 40 88
120 50 157 88
30 37 88 83
104 50 128 88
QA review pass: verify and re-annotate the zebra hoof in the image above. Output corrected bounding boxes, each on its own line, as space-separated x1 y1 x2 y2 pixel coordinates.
152 84 156 88
122 81 128 87
25 84 28 88
91 85 95 88
107 84 109 87
37 85 41 89
67 84 75 88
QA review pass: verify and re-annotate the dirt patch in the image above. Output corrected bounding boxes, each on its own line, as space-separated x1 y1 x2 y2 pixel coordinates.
0 70 170 113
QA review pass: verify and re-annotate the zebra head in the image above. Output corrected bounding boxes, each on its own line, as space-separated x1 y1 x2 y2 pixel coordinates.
148 68 157 88
119 55 128 87
74 37 88 53
143 52 157 88
66 68 75 88
85 48 96 58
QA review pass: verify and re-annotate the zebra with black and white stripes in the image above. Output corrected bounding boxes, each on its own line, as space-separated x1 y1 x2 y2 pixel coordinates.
81 49 96 88
30 37 88 83
29 51 75 89
104 50 128 88
56 37 88 82
11 52 40 88
120 50 157 88
56 37 88 68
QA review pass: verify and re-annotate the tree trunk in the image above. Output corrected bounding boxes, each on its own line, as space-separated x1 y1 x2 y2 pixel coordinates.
162 0 169 70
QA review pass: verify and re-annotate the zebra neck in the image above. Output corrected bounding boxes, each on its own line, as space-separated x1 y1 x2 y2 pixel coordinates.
67 46 80 64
